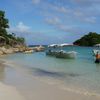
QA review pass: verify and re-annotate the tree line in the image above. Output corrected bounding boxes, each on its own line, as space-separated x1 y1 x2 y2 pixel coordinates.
0 10 25 46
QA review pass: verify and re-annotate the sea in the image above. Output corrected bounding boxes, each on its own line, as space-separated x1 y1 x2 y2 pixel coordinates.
1 46 100 96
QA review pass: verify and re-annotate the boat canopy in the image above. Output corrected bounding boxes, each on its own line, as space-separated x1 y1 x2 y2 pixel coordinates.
58 43 73 47
48 44 58 47
48 43 73 47
94 44 100 47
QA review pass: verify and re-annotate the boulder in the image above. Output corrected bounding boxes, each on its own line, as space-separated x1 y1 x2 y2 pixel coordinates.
0 50 3 55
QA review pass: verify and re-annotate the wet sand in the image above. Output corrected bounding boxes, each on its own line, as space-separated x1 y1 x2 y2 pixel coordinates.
0 61 24 100
0 59 100 100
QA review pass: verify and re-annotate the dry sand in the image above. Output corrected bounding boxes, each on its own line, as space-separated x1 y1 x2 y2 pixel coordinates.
0 82 25 100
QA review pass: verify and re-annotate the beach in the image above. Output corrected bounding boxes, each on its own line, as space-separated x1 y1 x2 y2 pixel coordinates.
1 0 100 99
0 82 25 100
0 61 24 100
0 52 100 100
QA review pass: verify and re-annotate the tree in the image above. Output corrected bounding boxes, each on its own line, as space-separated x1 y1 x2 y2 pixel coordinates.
0 10 9 36
0 10 26 46
16 37 25 45
73 32 100 46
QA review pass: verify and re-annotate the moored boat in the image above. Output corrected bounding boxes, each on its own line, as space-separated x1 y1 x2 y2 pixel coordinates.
93 44 100 56
46 43 77 59
46 50 57 56
93 49 100 55
55 50 77 59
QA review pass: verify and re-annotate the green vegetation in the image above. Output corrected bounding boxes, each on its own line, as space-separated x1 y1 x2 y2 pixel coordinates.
0 10 25 47
73 32 100 46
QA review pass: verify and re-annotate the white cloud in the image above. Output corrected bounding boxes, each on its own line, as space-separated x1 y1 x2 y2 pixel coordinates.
9 22 31 33
51 5 71 13
32 0 40 4
45 17 60 25
45 17 82 33
84 17 96 23
74 11 84 17
17 22 30 32
71 0 100 6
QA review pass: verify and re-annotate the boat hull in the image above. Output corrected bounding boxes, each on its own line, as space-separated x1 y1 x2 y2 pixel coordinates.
93 50 100 55
46 50 77 59
46 51 57 56
55 51 77 59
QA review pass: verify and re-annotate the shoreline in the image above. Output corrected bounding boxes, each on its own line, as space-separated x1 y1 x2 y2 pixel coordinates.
0 45 45 56
0 58 100 100
0 82 25 100
0 61 25 100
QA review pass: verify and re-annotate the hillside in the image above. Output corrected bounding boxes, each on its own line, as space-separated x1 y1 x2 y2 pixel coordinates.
0 10 25 47
73 32 100 46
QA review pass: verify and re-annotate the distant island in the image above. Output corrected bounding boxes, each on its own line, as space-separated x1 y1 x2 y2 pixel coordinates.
73 32 100 46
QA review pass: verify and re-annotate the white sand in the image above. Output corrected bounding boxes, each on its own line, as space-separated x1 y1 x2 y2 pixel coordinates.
0 60 25 100
0 82 24 100
0 59 100 100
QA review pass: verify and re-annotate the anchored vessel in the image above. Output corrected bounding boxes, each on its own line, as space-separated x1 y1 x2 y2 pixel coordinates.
46 44 77 59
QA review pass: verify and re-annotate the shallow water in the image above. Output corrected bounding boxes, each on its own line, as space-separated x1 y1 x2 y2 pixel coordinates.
1 46 100 96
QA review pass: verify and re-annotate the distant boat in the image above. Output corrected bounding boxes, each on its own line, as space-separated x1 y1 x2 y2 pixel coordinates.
94 44 100 47
93 49 100 55
93 44 100 55
58 43 73 47
48 43 73 48
48 44 59 48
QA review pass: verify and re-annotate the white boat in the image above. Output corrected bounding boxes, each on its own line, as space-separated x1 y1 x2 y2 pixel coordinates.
94 44 100 47
93 44 100 55
47 43 77 59
93 49 100 55
48 44 58 48
55 50 77 59
46 50 57 56
46 50 77 59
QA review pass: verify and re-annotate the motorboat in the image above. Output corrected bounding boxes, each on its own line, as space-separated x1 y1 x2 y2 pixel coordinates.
46 50 77 59
93 44 100 55
46 50 57 56
46 43 77 59
55 50 77 59
93 49 100 56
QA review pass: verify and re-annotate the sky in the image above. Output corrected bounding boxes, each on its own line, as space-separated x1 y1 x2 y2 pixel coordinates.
0 0 100 45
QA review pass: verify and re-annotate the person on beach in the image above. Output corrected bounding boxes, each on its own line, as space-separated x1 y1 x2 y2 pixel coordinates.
95 52 100 63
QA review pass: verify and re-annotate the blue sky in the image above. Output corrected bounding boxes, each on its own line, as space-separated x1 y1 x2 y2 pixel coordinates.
0 0 100 45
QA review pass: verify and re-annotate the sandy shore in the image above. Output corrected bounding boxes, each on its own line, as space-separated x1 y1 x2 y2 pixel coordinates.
0 59 100 100
0 82 24 100
0 60 25 100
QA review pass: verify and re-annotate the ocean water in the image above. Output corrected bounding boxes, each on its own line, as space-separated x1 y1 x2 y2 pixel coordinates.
1 46 100 96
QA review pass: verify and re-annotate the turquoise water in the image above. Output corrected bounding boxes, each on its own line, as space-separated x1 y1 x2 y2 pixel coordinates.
2 46 100 95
